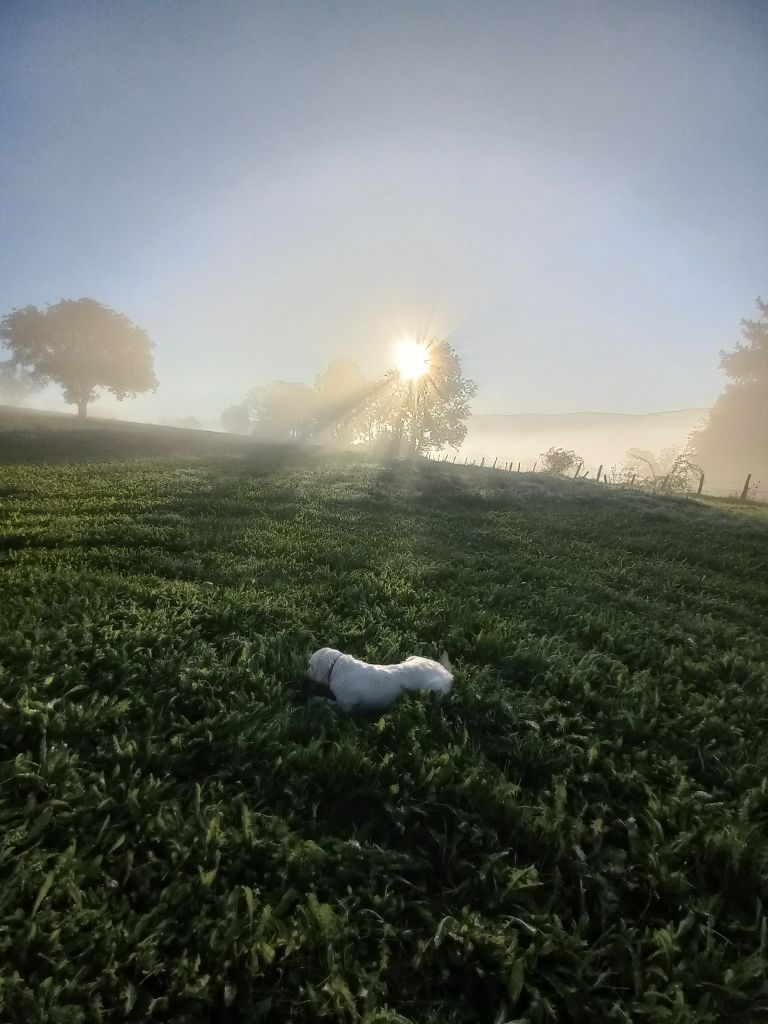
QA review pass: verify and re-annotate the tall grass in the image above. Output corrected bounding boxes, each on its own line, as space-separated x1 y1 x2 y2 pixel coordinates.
1 447 767 1023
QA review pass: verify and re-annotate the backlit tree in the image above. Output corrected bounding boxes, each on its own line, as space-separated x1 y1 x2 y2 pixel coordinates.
0 298 157 418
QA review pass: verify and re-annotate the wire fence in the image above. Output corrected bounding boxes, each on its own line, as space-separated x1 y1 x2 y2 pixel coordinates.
424 451 768 504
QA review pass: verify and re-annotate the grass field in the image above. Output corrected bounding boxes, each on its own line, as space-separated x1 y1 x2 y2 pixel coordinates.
1 412 768 1023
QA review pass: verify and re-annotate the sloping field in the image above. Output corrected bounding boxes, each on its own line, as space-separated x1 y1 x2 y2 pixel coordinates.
1 413 767 1023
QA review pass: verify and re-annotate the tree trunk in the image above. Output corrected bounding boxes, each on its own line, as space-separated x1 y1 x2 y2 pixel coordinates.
77 397 88 419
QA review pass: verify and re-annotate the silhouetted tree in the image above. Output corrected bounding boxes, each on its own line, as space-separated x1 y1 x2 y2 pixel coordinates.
0 298 157 418
232 343 475 454
691 298 768 485
221 404 251 435
233 359 370 446
245 380 317 441
313 357 371 445
388 339 476 456
359 369 402 446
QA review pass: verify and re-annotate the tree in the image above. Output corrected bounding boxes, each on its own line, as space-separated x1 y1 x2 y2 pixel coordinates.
358 370 403 446
312 357 371 445
232 342 475 455
0 361 39 406
540 447 583 476
394 339 476 456
0 298 157 418
245 380 317 441
221 404 251 435
691 297 768 486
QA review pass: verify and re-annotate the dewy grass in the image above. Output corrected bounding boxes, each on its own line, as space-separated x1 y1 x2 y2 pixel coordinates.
1 438 768 1023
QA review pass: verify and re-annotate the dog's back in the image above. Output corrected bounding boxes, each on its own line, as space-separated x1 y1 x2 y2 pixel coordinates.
330 652 453 713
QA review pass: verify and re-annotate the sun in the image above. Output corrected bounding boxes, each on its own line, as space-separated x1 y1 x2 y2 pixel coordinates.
395 337 430 380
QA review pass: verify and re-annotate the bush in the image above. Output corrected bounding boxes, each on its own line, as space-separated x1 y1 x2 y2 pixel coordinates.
539 446 583 477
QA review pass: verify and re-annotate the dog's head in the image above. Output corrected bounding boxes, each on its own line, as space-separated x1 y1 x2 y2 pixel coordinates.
308 647 342 684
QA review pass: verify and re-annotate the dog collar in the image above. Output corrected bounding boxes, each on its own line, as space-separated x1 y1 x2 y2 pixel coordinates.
327 651 342 684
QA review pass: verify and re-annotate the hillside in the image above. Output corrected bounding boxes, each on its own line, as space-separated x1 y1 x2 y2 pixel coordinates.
1 413 768 1023
0 404 269 462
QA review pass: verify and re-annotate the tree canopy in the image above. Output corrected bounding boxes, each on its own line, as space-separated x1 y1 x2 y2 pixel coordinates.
312 357 371 445
691 297 768 487
368 340 477 456
246 381 318 441
221 404 252 435
0 361 38 407
223 340 476 455
0 298 157 418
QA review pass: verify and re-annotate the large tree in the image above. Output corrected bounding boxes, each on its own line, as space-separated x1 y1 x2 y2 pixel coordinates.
0 298 157 418
312 357 372 445
691 298 768 487
367 339 476 456
226 359 372 445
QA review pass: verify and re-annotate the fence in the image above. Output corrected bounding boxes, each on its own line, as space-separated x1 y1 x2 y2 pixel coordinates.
423 451 768 503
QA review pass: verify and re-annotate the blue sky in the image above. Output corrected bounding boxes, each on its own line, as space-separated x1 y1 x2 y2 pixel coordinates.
1 0 766 422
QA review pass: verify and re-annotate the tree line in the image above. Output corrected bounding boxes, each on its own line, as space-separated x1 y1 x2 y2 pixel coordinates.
222 346 477 455
0 295 766 477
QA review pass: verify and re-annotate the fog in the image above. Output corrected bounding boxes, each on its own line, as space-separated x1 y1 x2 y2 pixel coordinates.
460 409 708 474
1 1 766 477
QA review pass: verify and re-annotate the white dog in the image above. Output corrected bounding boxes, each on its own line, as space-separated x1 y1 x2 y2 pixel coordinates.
307 648 453 714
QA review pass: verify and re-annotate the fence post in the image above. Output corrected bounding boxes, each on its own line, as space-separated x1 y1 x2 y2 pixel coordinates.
492 457 497 468
479 457 484 467
453 455 456 463
574 462 582 479
630 472 636 488
464 457 468 465
517 462 521 473
532 461 537 473
596 464 603 483
740 473 752 500
697 471 704 496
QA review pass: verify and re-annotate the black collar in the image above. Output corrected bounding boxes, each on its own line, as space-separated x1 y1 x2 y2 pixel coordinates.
327 651 342 684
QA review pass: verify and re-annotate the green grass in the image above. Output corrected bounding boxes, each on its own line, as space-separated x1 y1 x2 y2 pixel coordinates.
1 412 768 1023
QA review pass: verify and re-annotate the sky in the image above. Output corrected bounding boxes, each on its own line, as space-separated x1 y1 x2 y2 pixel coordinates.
1 0 767 423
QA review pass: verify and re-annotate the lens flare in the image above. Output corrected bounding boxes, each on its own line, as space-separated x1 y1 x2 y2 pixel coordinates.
395 338 430 380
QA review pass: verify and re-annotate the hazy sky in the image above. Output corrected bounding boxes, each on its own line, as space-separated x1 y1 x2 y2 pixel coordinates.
1 0 767 422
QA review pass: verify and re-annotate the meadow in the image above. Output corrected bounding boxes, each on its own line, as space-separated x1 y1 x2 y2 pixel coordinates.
1 413 768 1023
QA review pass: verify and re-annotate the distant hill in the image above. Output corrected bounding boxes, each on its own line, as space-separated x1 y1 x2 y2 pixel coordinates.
469 408 709 434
